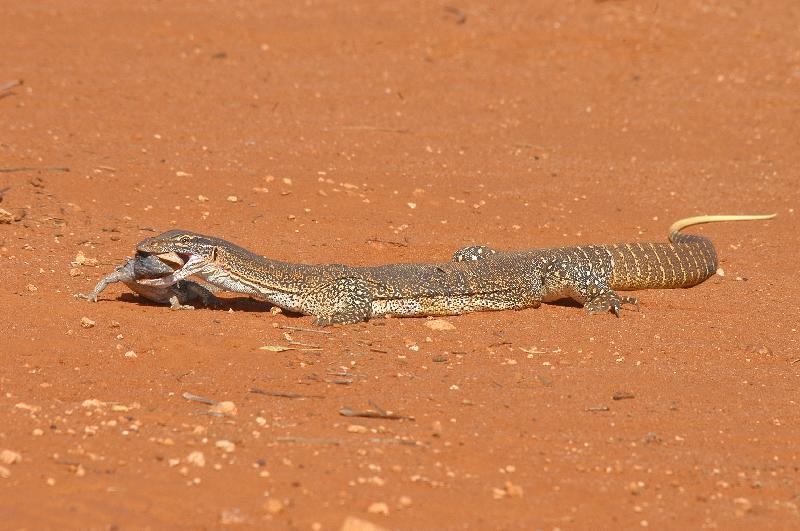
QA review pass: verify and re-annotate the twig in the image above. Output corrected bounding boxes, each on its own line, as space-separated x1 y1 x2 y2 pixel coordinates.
444 5 467 24
612 391 635 401
0 166 70 173
366 237 409 248
368 437 421 447
339 406 413 421
182 391 218 405
277 325 331 335
276 436 341 445
0 79 23 92
337 125 412 134
250 388 325 399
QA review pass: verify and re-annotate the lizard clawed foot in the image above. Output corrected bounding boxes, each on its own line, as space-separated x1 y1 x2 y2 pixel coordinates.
585 293 639 317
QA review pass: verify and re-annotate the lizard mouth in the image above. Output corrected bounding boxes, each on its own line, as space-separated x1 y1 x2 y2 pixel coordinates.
138 252 206 287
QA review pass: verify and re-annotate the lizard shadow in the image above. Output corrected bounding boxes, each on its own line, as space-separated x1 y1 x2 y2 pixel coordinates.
118 293 286 314
546 298 583 309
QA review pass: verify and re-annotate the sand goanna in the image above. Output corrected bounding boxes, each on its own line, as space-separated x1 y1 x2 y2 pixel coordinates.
93 213 777 325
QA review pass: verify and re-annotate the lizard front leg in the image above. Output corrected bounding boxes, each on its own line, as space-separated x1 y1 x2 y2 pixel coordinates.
303 277 374 326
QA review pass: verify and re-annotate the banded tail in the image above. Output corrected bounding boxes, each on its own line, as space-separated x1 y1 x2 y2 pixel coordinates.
608 214 776 290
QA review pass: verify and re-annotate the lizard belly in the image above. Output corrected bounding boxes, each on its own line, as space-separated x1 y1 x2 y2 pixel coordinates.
371 292 536 317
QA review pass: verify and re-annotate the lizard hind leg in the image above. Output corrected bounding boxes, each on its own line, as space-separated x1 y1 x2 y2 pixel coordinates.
451 245 499 262
541 259 638 317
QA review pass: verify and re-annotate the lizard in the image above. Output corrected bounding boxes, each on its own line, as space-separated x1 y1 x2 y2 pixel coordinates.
128 214 775 325
75 251 219 310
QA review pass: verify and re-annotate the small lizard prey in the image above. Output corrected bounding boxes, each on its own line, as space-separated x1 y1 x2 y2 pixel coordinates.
75 251 219 310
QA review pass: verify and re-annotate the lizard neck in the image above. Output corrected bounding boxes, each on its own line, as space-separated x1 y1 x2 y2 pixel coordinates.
197 244 329 308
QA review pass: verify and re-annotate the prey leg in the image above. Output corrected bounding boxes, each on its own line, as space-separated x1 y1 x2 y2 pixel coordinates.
75 268 129 302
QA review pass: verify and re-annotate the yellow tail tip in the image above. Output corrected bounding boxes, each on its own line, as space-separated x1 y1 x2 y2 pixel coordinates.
669 214 776 235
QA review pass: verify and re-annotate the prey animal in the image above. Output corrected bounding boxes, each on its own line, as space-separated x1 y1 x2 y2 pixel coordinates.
117 214 775 325
76 251 218 310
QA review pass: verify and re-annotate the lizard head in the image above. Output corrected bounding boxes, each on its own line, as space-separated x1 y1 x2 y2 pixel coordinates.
135 230 220 286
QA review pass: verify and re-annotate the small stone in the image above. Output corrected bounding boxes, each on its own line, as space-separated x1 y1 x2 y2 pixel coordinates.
69 268 81 277
80 317 96 328
210 401 237 416
397 496 412 508
348 424 369 434
32 428 43 436
176 171 192 177
716 267 725 277
124 350 137 358
340 516 388 531
0 466 10 479
734 497 753 516
424 319 455 331
187 451 206 467
226 195 239 202
0 208 14 224
0 450 21 465
219 508 247 525
215 439 236 452
431 421 443 438
366 502 389 515
26 283 38 292
263 498 284 514
407 202 417 209
198 194 209 202
505 481 524 498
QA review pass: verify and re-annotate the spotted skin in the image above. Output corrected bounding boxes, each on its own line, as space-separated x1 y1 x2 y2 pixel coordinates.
126 214 773 325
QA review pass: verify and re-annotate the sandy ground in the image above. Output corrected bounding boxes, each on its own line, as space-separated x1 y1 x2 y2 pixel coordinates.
1 1 799 529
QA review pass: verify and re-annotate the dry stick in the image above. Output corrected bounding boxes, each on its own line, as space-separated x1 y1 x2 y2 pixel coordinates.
182 391 218 405
0 166 70 173
276 436 341 445
250 388 325 400
277 325 331 335
337 125 412 134
0 79 23 92
339 406 413 421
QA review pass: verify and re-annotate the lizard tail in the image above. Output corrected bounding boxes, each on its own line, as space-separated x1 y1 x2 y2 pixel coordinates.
608 213 776 290
668 214 776 243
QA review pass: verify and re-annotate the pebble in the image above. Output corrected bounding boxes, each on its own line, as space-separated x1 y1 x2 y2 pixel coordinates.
226 195 239 202
219 508 247 524
26 284 38 292
367 502 389 515
80 317 96 328
431 421 443 437
424 319 455 331
263 498 284 514
210 401 238 416
0 466 10 479
341 516 388 531
124 350 137 358
215 439 236 453
186 451 206 467
397 496 413 508
348 424 369 434
0 450 20 465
